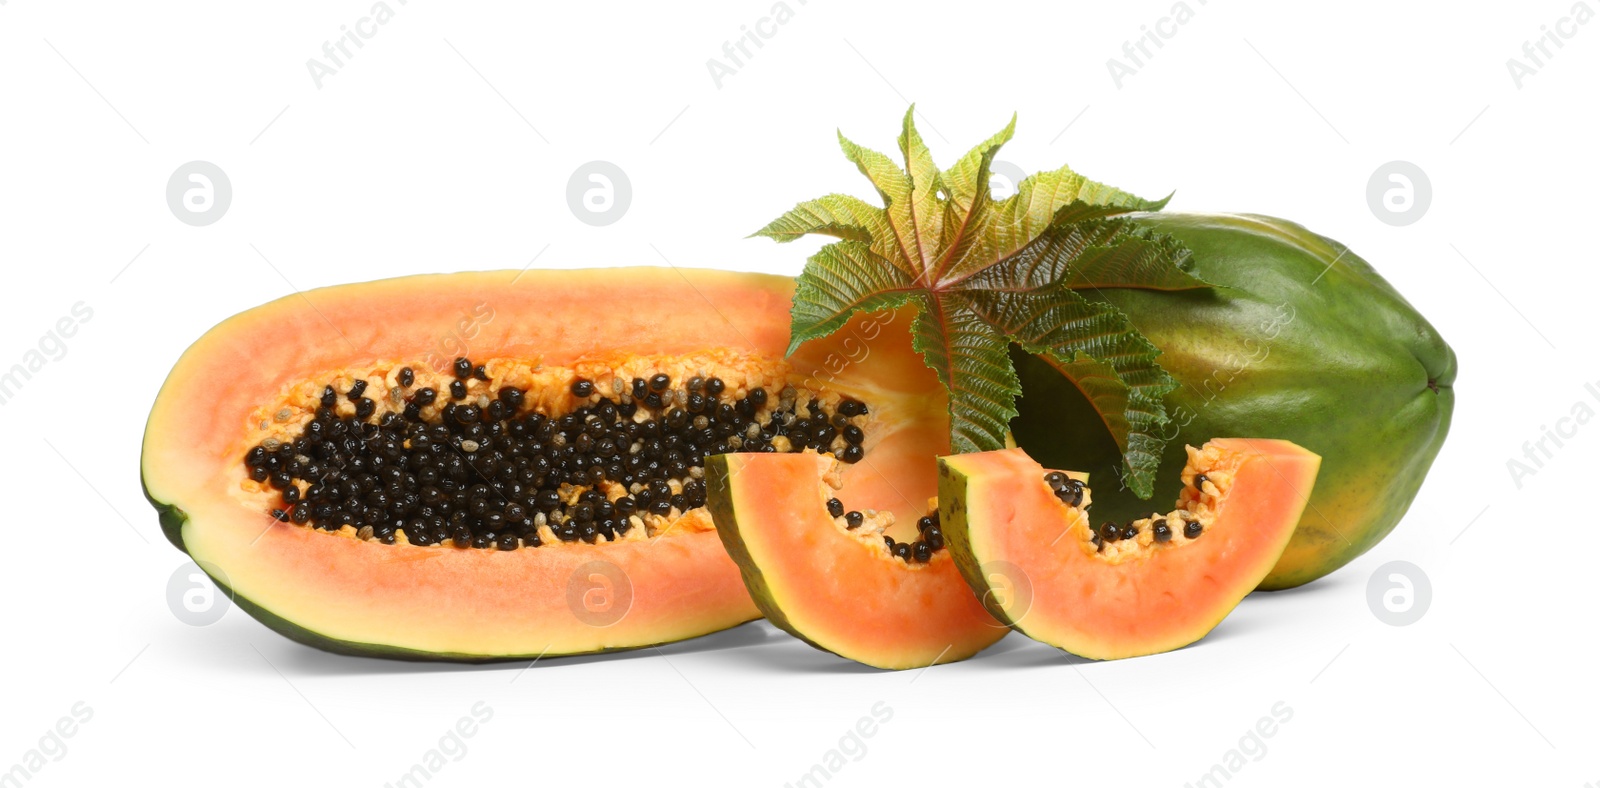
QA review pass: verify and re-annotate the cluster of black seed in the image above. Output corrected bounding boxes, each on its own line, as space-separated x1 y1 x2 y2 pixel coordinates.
825 497 945 564
1055 470 1205 553
1045 471 1084 507
243 358 870 550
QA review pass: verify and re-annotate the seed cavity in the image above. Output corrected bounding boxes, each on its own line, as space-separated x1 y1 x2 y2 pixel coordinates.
1046 456 1221 559
876 509 943 564
245 357 874 550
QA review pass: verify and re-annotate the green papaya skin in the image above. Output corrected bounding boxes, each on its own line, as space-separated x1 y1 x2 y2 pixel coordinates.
1012 213 1455 590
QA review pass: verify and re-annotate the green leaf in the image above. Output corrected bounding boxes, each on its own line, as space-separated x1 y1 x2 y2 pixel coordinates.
896 106 946 278
1056 221 1207 291
756 109 1210 497
959 217 1208 294
936 114 1016 280
835 130 922 280
941 169 1170 284
952 268 1178 498
1025 352 1168 496
911 295 1020 454
750 194 883 245
786 240 917 354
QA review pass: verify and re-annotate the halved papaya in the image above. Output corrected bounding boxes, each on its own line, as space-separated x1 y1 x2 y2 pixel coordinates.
141 267 948 660
706 451 1004 670
937 439 1320 660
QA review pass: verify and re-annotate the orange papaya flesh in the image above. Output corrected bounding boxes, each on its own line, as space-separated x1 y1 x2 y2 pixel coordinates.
705 451 1005 670
142 268 949 660
938 439 1320 660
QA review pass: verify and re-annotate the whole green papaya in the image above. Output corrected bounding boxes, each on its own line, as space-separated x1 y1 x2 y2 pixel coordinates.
1012 213 1455 590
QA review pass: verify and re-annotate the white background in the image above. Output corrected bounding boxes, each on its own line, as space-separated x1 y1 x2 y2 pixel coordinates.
2 1 1595 785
